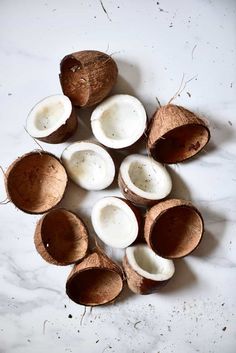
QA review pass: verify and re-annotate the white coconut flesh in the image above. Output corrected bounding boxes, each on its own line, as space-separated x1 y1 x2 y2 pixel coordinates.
26 94 73 138
91 94 147 149
120 154 172 200
61 142 115 190
91 197 139 248
126 244 175 281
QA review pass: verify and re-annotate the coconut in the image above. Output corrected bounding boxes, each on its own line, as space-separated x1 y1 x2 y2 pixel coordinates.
118 154 172 206
91 196 142 248
123 244 175 294
61 141 115 190
148 104 210 163
144 199 204 258
66 251 123 306
59 50 118 107
91 94 147 149
5 151 67 214
26 94 78 144
34 208 88 265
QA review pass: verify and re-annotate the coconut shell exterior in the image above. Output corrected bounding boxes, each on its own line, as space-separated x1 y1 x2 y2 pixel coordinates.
5 151 68 214
66 250 124 306
144 199 204 259
34 208 88 266
147 104 210 163
123 255 170 295
60 50 118 107
118 173 159 207
36 107 78 144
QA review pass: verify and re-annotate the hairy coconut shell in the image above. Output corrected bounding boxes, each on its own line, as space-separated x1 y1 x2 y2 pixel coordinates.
118 173 158 207
147 104 210 163
123 255 170 295
36 107 78 144
5 151 68 214
34 208 88 265
144 199 204 258
66 251 124 306
60 50 118 107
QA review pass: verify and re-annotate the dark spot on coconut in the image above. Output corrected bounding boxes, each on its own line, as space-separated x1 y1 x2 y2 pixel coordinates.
96 340 99 343
222 327 226 331
187 92 191 97
221 303 225 306
228 120 232 126
8 93 12 96
68 314 73 318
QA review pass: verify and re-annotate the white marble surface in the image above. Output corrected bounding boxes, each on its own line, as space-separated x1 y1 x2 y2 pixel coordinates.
0 0 236 352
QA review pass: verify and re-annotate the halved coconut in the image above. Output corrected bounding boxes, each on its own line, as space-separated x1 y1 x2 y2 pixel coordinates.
26 94 78 143
91 94 147 149
61 141 115 190
144 199 204 258
123 244 175 294
34 208 88 266
148 104 210 163
5 151 68 214
66 251 123 306
91 197 141 248
118 154 172 206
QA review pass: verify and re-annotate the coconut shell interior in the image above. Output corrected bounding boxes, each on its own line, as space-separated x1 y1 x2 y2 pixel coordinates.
60 57 89 107
150 124 209 163
6 152 67 214
36 209 88 265
150 206 203 258
66 268 123 306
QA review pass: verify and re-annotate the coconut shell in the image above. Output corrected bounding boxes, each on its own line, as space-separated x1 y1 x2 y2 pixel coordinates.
144 199 204 258
118 173 158 207
147 104 210 163
36 107 78 144
66 250 124 306
123 255 170 295
5 151 68 214
59 50 118 107
34 208 88 266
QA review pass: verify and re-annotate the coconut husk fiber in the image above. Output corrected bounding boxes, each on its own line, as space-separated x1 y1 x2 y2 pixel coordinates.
34 208 88 265
144 199 204 258
147 104 210 163
60 50 118 107
66 251 124 306
5 151 68 214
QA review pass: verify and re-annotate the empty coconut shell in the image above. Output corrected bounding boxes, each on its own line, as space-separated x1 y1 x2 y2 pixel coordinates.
34 208 88 265
59 50 118 107
66 251 124 306
5 151 68 214
147 104 210 163
123 244 175 295
144 199 204 258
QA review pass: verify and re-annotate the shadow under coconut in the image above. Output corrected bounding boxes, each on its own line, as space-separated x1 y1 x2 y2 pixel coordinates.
112 58 141 96
115 282 135 304
159 259 196 294
68 106 94 143
167 166 192 201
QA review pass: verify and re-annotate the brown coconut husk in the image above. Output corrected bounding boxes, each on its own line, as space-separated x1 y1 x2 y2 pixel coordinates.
147 104 210 163
66 250 124 306
123 255 170 295
59 50 118 107
36 107 78 144
118 173 158 207
144 199 204 258
34 208 88 265
5 151 68 214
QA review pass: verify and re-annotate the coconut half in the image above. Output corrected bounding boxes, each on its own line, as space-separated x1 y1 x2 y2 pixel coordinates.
26 94 78 143
123 244 175 294
66 251 123 306
61 141 115 190
118 154 172 206
91 94 147 149
91 197 141 248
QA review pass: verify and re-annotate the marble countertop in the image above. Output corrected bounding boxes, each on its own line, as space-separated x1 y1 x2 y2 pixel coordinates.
0 0 235 352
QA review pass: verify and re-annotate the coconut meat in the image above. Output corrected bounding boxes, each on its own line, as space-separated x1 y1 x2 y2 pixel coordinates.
91 95 147 149
61 142 115 190
126 244 175 281
26 94 73 138
120 154 172 200
91 197 139 248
